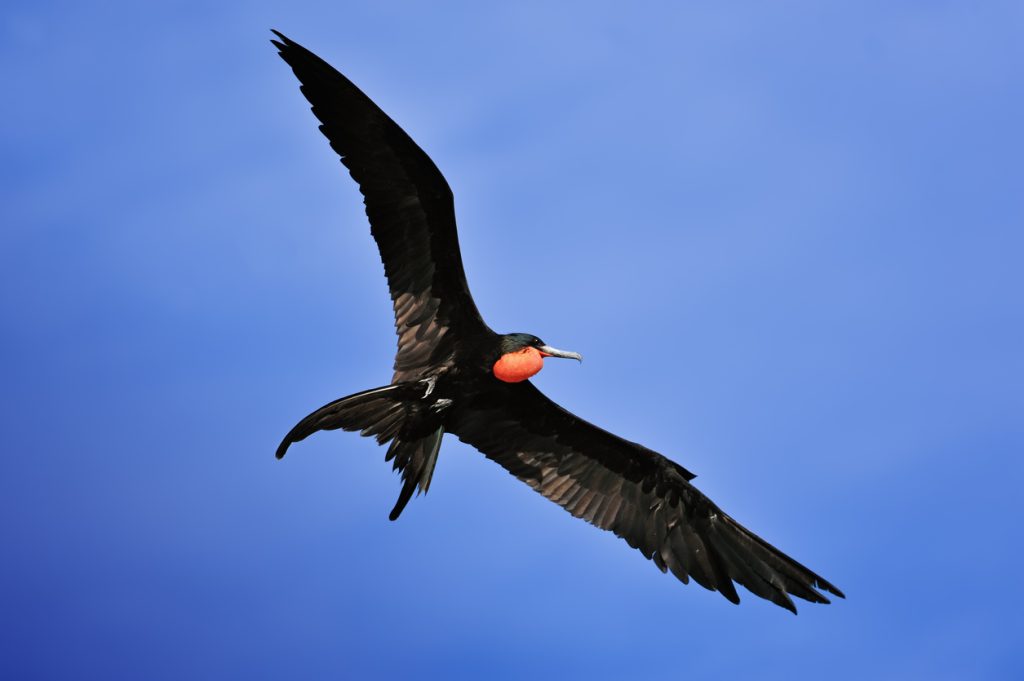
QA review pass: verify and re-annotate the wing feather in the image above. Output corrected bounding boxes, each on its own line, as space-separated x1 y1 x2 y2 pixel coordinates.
272 32 487 382
449 381 843 612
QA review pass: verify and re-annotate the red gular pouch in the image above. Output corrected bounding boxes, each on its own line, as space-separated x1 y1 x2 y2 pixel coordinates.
493 346 546 383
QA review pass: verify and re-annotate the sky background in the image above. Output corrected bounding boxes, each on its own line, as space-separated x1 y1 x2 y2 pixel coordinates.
3 2 1022 679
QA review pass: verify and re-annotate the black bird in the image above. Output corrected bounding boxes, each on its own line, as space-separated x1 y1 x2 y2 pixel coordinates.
271 31 843 613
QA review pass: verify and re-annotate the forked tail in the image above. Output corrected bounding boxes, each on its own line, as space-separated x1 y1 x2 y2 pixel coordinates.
277 382 444 520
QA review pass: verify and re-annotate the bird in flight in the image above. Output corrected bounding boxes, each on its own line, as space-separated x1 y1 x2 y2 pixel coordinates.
271 31 843 613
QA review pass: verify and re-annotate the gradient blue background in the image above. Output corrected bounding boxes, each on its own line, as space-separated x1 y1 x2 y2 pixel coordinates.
3 2 1022 679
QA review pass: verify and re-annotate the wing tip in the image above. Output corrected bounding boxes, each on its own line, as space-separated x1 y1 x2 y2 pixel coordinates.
817 579 846 600
771 575 843 613
270 30 300 60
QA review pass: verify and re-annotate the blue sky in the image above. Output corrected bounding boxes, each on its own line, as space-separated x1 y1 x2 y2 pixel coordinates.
2 2 1022 679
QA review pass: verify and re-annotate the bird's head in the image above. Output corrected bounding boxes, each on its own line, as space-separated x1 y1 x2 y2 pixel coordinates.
492 333 582 383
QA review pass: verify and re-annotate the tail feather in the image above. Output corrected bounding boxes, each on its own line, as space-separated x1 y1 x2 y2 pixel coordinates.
387 426 444 521
276 384 412 459
278 382 446 520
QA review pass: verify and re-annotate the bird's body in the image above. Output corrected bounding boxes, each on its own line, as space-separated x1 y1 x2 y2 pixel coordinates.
272 31 843 612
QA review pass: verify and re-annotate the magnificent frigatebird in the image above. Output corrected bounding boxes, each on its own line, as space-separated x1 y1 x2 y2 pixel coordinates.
271 31 843 613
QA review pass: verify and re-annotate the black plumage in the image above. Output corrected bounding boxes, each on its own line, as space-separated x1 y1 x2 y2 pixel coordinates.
272 31 843 613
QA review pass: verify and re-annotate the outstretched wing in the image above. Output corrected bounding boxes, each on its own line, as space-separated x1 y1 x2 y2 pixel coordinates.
272 31 488 382
448 381 844 612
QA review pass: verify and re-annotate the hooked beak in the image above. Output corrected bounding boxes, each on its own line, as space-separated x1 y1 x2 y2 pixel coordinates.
537 345 583 362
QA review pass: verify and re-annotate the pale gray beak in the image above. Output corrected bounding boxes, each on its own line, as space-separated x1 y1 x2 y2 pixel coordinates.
538 345 583 362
